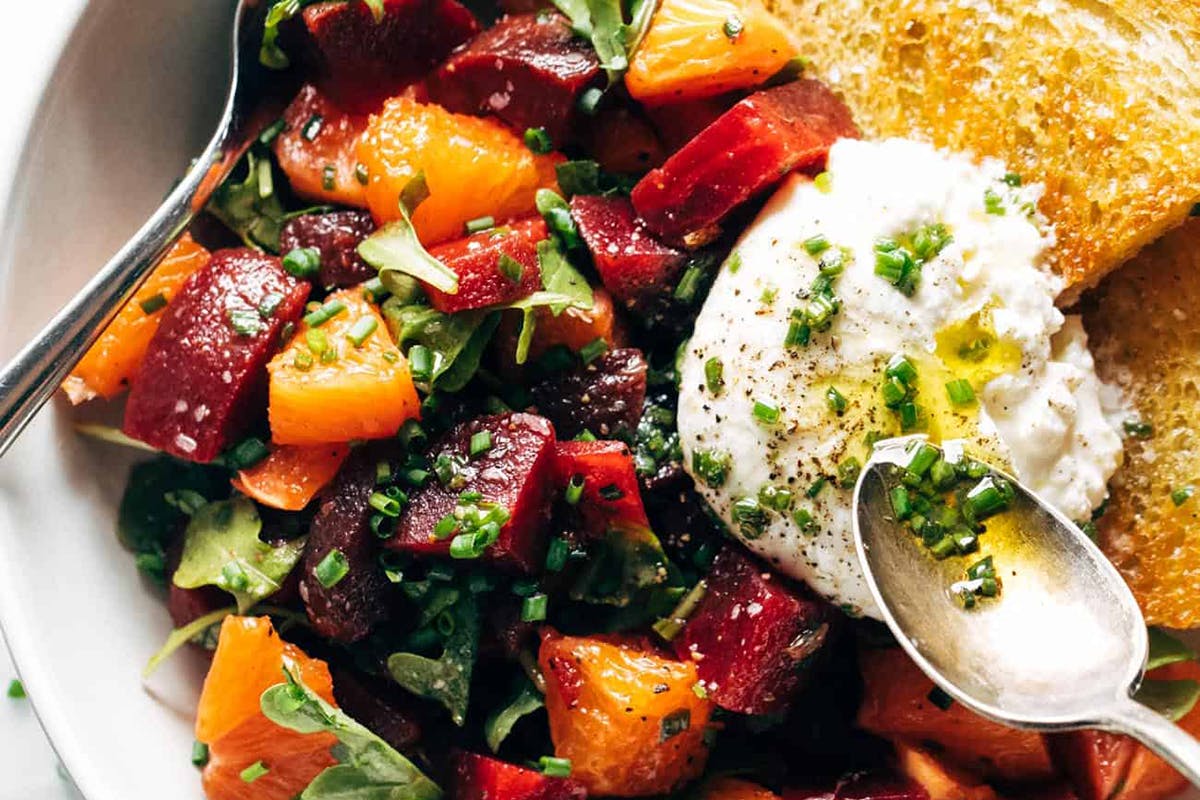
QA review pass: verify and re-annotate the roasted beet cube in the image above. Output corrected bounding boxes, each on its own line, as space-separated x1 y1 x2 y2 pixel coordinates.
302 0 478 113
301 447 395 642
553 440 650 535
531 348 647 441
1044 731 1136 800
453 752 587 800
279 210 377 288
123 248 309 462
569 196 687 310
426 217 548 313
331 666 422 753
631 80 859 246
430 13 601 144
388 413 557 572
674 548 831 715
167 582 229 628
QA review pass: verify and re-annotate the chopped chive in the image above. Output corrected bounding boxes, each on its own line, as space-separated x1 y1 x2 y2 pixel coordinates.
469 430 493 457
837 457 862 489
191 740 209 767
660 709 691 741
355 162 370 185
226 437 270 470
983 187 1006 215
301 114 324 141
521 593 549 622
927 686 954 710
398 419 427 450
792 506 817 534
725 251 743 274
1123 418 1154 439
945 379 976 406
306 328 329 357
369 491 402 517
803 234 830 255
752 399 781 426
524 127 553 154
545 537 570 572
322 164 336 191
346 316 378 347
579 337 608 365
258 292 284 318
362 276 389 303
598 484 624 501
722 13 743 39
906 443 939 477
433 514 459 539
409 345 434 383
807 477 828 498
7 679 25 699
256 157 274 198
565 475 585 505
758 484 794 512
258 118 286 146
1002 172 1022 187
577 87 603 115
466 215 496 235
315 548 350 588
885 353 918 384
674 261 707 304
898 402 920 431
282 247 321 279
240 761 269 783
303 300 347 328
704 357 724 395
825 386 848 416
785 318 811 348
889 486 912 520
731 496 768 538
1172 486 1195 507
814 171 833 193
692 449 731 489
963 476 1015 521
139 292 168 315
539 756 572 778
228 308 263 336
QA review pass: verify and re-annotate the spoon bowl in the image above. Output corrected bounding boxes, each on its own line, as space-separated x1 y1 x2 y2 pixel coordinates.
854 435 1200 784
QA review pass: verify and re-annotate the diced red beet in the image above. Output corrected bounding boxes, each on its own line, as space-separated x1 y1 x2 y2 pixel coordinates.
301 447 396 642
279 210 377 288
123 248 309 462
167 582 229 628
673 547 831 715
569 196 687 310
387 413 557 572
645 94 741 154
553 440 649 536
425 217 548 313
302 0 479 113
784 773 930 800
1044 731 1136 800
331 666 422 753
452 751 587 800
631 80 860 247
429 13 601 144
531 348 647 440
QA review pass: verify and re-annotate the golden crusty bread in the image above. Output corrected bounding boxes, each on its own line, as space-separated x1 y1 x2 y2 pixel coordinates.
767 0 1200 298
1084 218 1200 629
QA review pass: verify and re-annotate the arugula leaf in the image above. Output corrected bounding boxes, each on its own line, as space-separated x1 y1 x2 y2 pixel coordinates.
1136 679 1200 722
549 0 659 83
383 302 500 392
359 172 460 295
207 150 291 252
484 678 544 753
118 456 229 585
173 497 305 613
1147 627 1196 671
505 239 595 364
75 423 159 453
262 668 443 800
570 521 684 627
388 591 480 725
142 606 235 678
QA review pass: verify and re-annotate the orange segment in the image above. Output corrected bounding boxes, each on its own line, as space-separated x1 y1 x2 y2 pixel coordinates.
539 631 713 796
269 289 420 446
196 616 338 800
357 96 561 244
231 443 351 511
273 84 370 208
626 0 799 105
63 236 209 403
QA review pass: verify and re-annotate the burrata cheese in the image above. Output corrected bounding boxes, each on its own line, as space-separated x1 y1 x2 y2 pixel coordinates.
677 138 1123 618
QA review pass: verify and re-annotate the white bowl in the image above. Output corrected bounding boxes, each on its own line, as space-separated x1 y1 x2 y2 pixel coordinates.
0 2 234 798
1 3 1198 800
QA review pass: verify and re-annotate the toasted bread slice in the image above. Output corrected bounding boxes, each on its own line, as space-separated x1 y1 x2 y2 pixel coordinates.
767 0 1200 298
1084 219 1200 628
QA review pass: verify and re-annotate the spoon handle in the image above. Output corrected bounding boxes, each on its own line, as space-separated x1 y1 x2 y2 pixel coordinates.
1104 697 1200 788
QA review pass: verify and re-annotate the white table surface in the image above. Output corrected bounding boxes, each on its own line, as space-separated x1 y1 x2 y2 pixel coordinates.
1 3 90 799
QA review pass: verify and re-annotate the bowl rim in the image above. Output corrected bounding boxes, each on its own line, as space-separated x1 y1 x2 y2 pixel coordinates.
0 2 115 798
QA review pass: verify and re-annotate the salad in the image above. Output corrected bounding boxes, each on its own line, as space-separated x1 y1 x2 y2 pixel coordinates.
61 0 1200 799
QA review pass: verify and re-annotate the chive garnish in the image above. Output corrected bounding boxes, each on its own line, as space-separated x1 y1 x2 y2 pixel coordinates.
722 13 743 39
945 379 976 406
321 164 336 191
564 475 585 505
282 247 321 279
228 308 262 336
520 593 548 622
539 757 572 778
139 292 168 315
825 386 847 416
303 299 347 328
803 234 830 255
545 537 570 571
346 316 378 347
704 357 724 395
577 87 603 115
409 344 434 383
752 399 781 426
190 740 209 767
692 449 731 489
301 114 324 141
258 118 286 146
355 162 370 185
369 491 402 518
469 430 493 457
1172 486 1195 507
1123 418 1154 439
524 127 553 154
240 761 269 783
579 337 608 365
466 215 496 235
983 187 1006 216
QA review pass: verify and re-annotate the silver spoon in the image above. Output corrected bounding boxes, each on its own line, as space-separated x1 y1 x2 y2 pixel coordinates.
854 434 1200 788
0 0 274 458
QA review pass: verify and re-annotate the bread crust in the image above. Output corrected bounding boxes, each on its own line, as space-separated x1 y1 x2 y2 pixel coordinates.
768 0 1200 298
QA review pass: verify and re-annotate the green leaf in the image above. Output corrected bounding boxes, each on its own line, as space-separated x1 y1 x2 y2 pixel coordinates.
1135 679 1200 722
262 668 443 800
549 0 659 84
503 239 594 364
142 606 235 678
260 0 307 69
387 591 479 725
1147 627 1196 671
358 172 459 294
570 521 684 619
361 0 386 22
207 150 290 252
173 498 305 613
382 302 500 391
484 678 544 753
75 423 159 453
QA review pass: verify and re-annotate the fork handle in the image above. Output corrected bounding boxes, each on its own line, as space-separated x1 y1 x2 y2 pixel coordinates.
1102 696 1200 789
